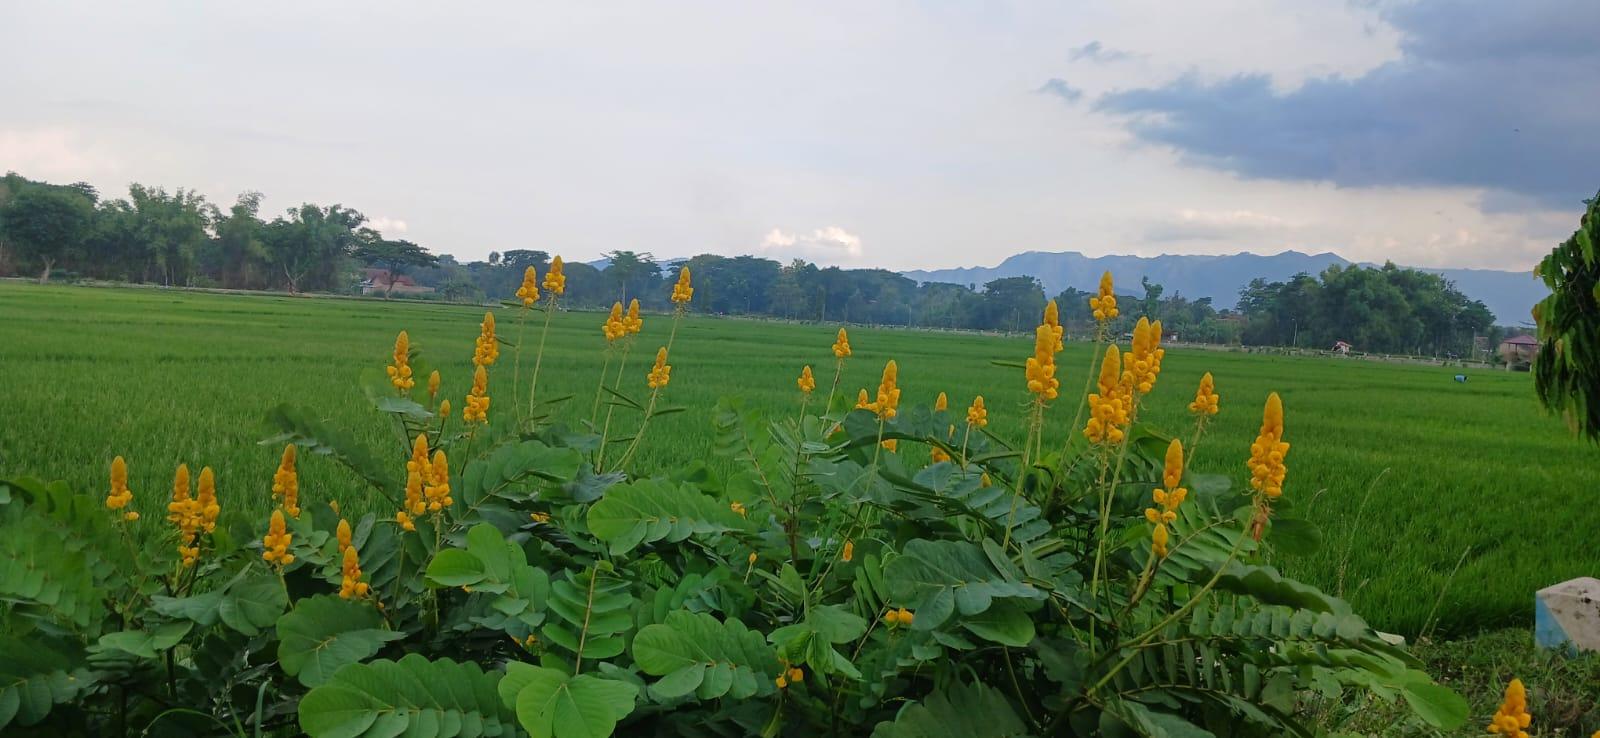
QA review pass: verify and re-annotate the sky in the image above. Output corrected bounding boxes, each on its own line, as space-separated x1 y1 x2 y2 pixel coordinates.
2 0 1595 272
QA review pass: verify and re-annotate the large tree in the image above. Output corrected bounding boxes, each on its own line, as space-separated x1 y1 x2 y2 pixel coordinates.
261 204 365 293
0 185 94 283
602 250 661 303
354 237 438 298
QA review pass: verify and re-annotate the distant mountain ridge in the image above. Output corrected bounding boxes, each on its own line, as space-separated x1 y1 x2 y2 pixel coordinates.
902 250 1541 325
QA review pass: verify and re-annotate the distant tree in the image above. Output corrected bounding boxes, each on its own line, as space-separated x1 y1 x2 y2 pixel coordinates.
354 238 439 298
501 249 549 274
203 192 266 288
602 250 660 303
979 276 1046 332
1140 276 1165 319
0 185 94 282
128 184 211 286
261 204 365 293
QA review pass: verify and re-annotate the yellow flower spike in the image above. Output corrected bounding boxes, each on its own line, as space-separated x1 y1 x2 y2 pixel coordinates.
386 330 415 392
897 608 913 625
832 328 851 358
1487 678 1531 738
463 365 490 425
543 256 566 296
339 544 370 600
336 518 353 554
775 675 788 689
980 472 992 488
439 398 452 418
855 389 872 410
1151 523 1170 558
262 509 294 566
1042 299 1064 352
967 396 988 428
1247 393 1290 499
329 499 339 516
625 299 643 334
515 266 540 307
1189 371 1220 416
427 370 441 400
797 365 816 394
873 360 901 420
934 392 948 412
1083 345 1129 445
196 466 220 534
1089 271 1119 322
1162 439 1183 491
273 444 300 518
404 434 429 517
603 302 626 342
670 267 693 305
1025 322 1060 401
647 347 672 389
730 501 746 517
1123 318 1162 395
473 312 500 367
787 667 804 683
107 456 138 521
747 551 757 566
425 450 452 511
841 539 854 562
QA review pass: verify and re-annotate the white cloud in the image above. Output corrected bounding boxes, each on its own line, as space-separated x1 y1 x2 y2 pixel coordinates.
366 216 409 235
0 128 120 183
758 226 864 263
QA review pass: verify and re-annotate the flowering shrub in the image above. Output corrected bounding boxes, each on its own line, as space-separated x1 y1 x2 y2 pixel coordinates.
0 269 1473 736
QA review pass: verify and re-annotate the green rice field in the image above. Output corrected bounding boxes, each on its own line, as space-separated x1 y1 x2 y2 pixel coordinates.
1 281 1596 638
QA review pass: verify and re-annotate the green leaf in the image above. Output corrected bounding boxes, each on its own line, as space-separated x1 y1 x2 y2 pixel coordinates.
426 549 487 587
870 680 1030 738
1119 701 1217 737
298 654 514 737
960 601 1034 647
95 621 193 659
1266 518 1322 556
0 636 92 730
885 539 1042 629
512 666 638 738
1399 677 1469 729
277 595 405 688
151 588 227 626
586 479 747 556
634 611 781 701
218 572 289 636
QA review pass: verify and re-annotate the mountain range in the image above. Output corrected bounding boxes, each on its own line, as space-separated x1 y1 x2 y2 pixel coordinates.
903 251 1542 325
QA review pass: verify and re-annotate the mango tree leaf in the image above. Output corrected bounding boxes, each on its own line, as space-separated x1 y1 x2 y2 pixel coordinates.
277 595 405 688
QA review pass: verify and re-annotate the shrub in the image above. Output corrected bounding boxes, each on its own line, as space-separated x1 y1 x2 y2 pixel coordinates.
0 270 1468 736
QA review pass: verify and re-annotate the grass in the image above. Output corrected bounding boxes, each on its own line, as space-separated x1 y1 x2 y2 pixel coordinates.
2 281 1598 643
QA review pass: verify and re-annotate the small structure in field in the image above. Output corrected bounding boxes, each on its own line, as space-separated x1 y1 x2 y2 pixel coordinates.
1332 340 1352 355
360 268 434 297
1497 334 1540 366
1536 577 1600 653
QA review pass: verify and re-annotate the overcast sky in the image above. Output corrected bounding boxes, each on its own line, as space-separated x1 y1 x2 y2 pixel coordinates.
3 0 1594 271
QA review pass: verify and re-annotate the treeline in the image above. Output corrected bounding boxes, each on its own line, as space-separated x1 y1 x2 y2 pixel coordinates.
0 172 1496 356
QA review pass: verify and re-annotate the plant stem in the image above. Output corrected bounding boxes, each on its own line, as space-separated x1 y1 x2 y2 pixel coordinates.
526 296 557 416
512 306 530 421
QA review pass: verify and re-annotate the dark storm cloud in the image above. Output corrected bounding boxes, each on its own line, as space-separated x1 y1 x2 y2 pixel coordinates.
1094 0 1600 206
1037 78 1083 103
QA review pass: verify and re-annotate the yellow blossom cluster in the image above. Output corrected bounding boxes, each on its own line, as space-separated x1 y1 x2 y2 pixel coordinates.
1122 317 1165 395
871 360 901 420
515 266 540 307
832 328 851 359
387 330 415 392
196 467 220 534
625 299 643 334
967 396 988 428
439 399 452 418
339 545 370 600
1247 393 1289 499
647 347 672 389
398 434 430 530
797 365 816 394
670 267 693 305
841 539 854 562
473 312 500 367
1084 346 1129 445
1025 322 1061 401
336 518 353 555
882 607 915 627
775 665 804 689
1042 299 1064 351
1487 678 1531 738
1144 440 1189 558
425 449 452 512
272 444 300 518
1089 271 1119 322
463 365 490 425
543 256 566 295
855 389 871 410
729 501 746 517
262 509 293 566
1189 371 1220 415
106 456 138 521
931 392 952 463
603 302 627 342
428 370 441 400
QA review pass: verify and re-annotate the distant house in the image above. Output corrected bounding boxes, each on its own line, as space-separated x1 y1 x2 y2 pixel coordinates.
1497 334 1540 365
1332 340 1353 355
361 268 434 297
